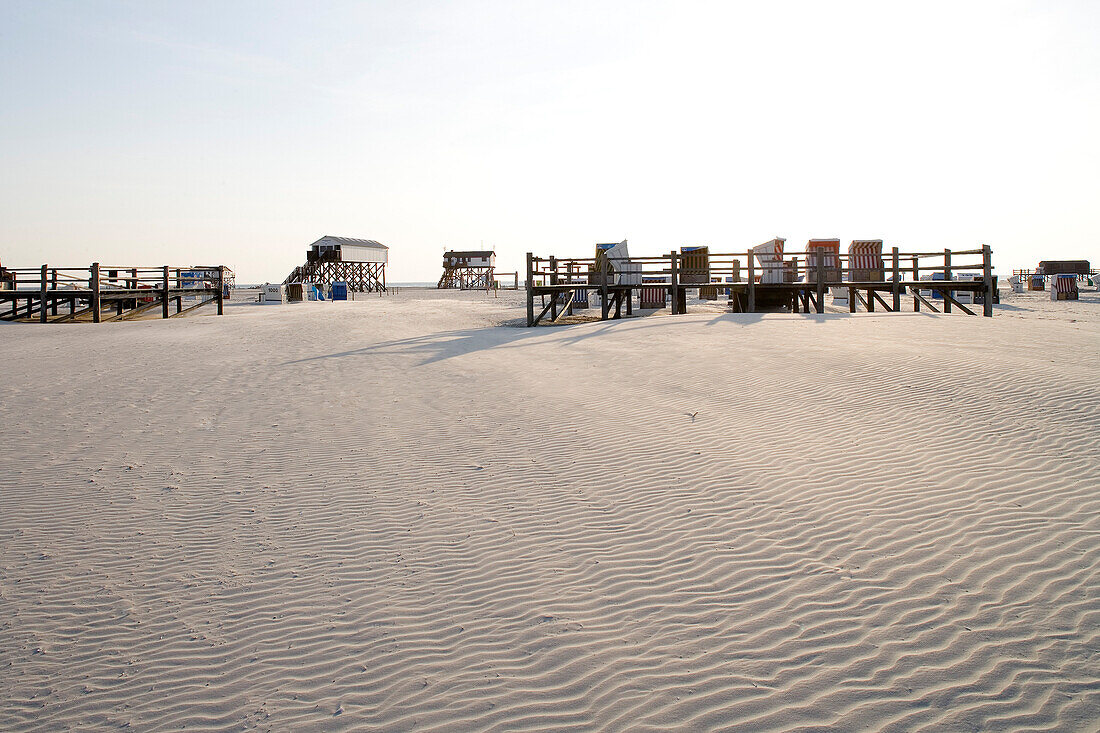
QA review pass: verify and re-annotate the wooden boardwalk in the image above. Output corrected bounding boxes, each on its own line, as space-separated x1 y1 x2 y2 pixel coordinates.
0 264 226 323
525 246 996 326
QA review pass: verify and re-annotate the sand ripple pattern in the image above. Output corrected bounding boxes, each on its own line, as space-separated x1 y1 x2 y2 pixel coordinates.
2 291 1099 731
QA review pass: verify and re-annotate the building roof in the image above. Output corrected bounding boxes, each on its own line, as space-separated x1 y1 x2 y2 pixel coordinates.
444 250 495 257
311 236 389 250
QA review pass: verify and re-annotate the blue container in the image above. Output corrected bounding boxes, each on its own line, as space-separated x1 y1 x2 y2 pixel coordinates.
331 281 348 301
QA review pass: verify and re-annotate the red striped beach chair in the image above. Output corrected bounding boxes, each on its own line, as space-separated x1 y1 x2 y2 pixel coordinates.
640 277 667 309
848 240 884 281
1051 274 1078 301
806 239 841 283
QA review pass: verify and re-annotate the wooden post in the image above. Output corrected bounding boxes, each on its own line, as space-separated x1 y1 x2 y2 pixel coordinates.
982 244 993 318
162 266 170 319
216 266 225 315
39 265 48 323
815 255 825 314
912 256 920 312
943 249 952 314
849 287 856 313
600 254 610 320
525 253 534 326
891 247 901 312
549 256 558 321
91 262 101 323
746 251 755 313
50 268 57 316
664 250 673 314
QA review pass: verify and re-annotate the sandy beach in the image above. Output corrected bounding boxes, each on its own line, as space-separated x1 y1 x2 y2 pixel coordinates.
1 288 1098 731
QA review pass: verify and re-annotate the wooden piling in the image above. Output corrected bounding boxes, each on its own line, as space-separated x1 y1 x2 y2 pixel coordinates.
549 256 558 322
943 249 952 314
525 253 534 327
217 266 225 316
982 244 993 318
91 262 101 323
746 252 755 313
912 256 920 312
162 266 170 319
38 265 48 323
669 252 679 315
815 256 825 314
50 268 57 316
891 247 901 312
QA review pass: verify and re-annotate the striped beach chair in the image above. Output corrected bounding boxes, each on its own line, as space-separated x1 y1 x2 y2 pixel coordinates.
1051 274 1078 301
640 277 668 309
848 240 884 281
752 238 787 284
806 239 841 284
1029 274 1045 291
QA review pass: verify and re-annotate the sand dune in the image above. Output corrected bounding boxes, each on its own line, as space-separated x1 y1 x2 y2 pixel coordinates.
2 288 1098 731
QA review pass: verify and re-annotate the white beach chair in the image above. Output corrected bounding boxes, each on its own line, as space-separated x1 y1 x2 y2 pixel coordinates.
752 238 787 284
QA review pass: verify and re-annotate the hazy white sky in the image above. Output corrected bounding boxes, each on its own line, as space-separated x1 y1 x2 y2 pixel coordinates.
2 0 1098 282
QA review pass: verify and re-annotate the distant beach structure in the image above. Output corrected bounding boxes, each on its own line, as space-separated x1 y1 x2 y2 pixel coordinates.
1012 260 1095 297
438 250 495 290
284 236 388 293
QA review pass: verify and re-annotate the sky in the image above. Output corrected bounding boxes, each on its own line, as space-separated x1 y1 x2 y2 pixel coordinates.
1 0 1098 283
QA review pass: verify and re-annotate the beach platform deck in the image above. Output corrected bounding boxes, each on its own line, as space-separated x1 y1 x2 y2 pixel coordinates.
526 246 996 325
0 264 226 323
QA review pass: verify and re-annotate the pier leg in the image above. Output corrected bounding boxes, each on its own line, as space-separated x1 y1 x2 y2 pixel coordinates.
91 263 101 323
912 256 920 312
815 258 825 314
217 266 225 315
162 266 170 319
747 251 755 313
943 249 952 314
982 244 993 318
892 247 901 312
39 265 48 323
525 253 534 327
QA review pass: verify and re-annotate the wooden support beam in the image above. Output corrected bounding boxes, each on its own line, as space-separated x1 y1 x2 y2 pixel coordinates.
39 265 48 323
747 251 755 313
525 253 535 326
815 256 825 314
982 244 994 318
871 290 894 312
909 288 940 313
551 290 575 322
891 247 901 312
162 266 170 319
669 252 679 315
938 288 976 315
943 248 952 314
912 256 920 312
91 263 101 323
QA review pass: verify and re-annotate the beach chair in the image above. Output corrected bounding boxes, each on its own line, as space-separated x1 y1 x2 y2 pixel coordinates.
752 238 787 284
848 240 884 282
680 246 710 285
640 277 668 309
1009 275 1024 293
806 239 841 284
1028 274 1045 291
1051 274 1079 301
